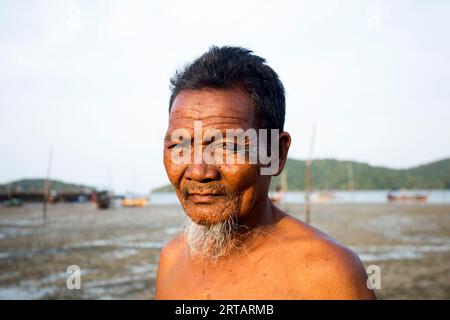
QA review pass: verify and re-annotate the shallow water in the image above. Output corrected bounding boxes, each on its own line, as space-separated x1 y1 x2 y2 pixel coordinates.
151 190 450 204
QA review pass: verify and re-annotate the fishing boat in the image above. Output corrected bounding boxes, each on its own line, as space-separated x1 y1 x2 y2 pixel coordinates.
387 191 429 203
316 192 336 203
121 196 149 208
95 190 112 209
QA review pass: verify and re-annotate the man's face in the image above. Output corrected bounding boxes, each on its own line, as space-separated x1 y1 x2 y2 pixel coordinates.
163 88 270 225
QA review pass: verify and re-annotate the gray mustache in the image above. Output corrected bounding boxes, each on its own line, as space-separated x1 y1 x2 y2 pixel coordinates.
181 182 234 198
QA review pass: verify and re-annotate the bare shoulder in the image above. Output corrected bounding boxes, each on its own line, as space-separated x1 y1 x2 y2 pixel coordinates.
157 233 185 270
272 214 376 300
161 232 185 256
155 233 185 299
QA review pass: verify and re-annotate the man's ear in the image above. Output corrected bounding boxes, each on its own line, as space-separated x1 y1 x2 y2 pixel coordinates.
273 131 291 176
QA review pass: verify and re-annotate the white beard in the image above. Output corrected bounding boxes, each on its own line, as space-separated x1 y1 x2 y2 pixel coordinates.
184 215 244 263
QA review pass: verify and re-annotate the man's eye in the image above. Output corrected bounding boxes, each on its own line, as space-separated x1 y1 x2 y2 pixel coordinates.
168 141 188 149
223 143 242 152
223 143 234 150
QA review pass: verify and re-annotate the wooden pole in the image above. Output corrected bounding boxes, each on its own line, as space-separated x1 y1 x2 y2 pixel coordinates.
43 147 53 220
347 162 354 191
304 123 316 224
280 169 288 211
305 159 312 224
7 182 12 200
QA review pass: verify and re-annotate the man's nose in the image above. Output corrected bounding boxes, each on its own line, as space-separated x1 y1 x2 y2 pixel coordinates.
185 164 220 182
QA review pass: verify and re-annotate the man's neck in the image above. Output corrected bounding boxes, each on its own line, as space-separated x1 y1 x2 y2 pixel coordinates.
238 196 284 234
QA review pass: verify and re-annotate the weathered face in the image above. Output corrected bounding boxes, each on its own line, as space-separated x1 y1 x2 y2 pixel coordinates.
163 88 271 225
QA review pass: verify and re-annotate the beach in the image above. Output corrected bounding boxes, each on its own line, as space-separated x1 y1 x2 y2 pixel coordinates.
0 201 449 299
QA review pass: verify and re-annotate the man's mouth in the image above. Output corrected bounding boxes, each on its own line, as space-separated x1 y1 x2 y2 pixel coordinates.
187 192 225 204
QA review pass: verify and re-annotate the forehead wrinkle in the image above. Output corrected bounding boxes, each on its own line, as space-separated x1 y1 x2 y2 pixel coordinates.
168 88 257 132
171 94 254 116
168 114 254 129
170 114 249 122
170 106 251 120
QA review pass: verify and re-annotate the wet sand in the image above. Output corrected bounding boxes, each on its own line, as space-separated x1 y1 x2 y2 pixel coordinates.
0 202 449 299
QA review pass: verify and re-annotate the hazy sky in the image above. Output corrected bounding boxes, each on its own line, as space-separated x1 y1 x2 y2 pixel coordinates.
1 0 449 193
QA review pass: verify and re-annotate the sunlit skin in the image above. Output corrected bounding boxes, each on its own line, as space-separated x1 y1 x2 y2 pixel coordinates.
156 87 376 300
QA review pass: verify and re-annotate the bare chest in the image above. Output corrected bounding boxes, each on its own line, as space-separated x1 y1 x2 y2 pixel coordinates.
161 254 303 299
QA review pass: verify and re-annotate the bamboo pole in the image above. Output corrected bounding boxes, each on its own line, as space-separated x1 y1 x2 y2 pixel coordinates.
347 162 355 191
43 147 53 220
304 123 316 224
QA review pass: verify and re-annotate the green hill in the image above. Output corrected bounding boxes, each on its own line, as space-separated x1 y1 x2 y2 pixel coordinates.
0 179 96 193
152 184 175 193
152 158 450 192
271 158 450 191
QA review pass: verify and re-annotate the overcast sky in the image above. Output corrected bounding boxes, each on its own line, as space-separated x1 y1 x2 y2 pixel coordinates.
1 0 449 193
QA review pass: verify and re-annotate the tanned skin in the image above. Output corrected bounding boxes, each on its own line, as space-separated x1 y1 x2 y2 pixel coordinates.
156 88 376 300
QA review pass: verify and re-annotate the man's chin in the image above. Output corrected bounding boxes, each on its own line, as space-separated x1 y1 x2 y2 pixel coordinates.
185 211 230 226
183 202 235 225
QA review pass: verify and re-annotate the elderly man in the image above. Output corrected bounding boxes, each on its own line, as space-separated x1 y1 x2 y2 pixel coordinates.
156 46 375 300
